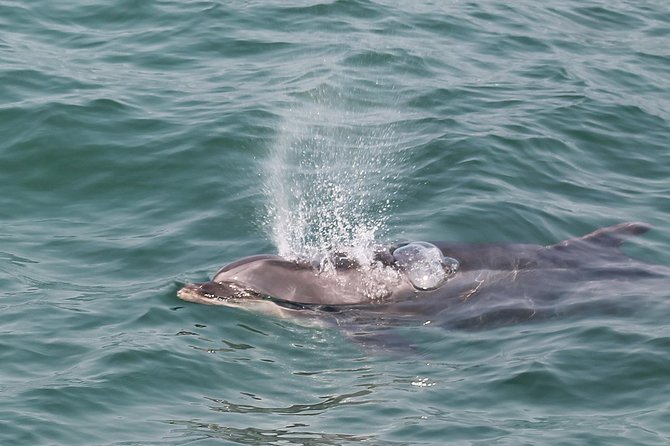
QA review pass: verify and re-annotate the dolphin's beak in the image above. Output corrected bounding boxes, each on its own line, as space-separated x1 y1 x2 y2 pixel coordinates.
177 281 264 305
177 282 210 303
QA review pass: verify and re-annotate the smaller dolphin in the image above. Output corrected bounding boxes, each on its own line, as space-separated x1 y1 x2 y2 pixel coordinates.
178 222 665 329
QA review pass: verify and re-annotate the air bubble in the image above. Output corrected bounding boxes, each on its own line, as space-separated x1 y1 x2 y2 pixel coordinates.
392 242 459 290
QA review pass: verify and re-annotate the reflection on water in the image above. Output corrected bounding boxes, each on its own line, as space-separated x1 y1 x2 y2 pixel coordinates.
165 419 389 446
204 388 375 415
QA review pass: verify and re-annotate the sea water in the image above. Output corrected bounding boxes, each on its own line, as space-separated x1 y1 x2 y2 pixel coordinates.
1 1 669 445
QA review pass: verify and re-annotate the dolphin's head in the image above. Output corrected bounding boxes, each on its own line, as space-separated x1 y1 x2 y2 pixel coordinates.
178 255 310 305
177 243 461 311
178 252 404 307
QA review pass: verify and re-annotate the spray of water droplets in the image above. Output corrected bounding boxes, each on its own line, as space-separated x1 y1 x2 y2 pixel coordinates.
263 91 403 263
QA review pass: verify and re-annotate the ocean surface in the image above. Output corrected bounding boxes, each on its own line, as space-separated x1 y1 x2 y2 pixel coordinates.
2 1 669 444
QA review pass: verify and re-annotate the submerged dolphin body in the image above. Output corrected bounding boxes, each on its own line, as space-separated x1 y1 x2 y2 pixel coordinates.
178 222 665 330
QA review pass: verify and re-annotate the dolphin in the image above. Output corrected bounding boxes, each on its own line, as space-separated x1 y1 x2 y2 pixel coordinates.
178 222 665 330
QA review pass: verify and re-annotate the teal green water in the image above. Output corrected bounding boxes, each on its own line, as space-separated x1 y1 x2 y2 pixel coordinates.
2 1 670 444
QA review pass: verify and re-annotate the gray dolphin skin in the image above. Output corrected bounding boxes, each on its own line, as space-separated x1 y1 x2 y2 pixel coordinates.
178 222 665 330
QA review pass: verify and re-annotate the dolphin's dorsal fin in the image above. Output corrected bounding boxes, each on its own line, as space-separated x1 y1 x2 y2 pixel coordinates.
552 222 651 249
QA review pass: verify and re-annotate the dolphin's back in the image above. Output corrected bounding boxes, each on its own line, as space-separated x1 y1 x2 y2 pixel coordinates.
432 222 653 272
431 241 542 271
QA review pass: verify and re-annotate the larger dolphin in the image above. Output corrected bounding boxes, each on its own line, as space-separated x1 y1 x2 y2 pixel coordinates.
178 222 665 329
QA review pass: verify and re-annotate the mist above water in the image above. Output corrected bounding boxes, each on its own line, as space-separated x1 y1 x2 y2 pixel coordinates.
263 90 404 263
